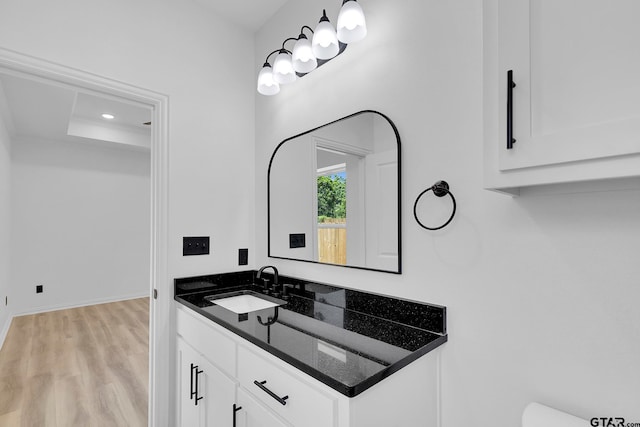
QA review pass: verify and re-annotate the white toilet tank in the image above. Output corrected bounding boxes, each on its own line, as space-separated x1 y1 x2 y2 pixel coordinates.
523 402 589 427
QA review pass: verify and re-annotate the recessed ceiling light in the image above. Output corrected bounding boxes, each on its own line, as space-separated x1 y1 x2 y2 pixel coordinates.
101 113 115 120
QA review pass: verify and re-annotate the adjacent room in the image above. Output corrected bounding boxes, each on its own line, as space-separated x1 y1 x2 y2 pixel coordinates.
0 71 151 424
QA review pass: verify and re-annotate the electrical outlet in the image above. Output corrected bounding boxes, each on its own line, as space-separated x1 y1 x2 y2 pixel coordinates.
289 233 306 248
36 285 43 293
239 248 248 265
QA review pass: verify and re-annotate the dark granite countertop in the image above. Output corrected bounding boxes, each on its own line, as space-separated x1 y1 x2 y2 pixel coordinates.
174 270 447 397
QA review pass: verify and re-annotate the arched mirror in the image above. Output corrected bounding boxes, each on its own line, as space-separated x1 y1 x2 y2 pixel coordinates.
268 110 401 273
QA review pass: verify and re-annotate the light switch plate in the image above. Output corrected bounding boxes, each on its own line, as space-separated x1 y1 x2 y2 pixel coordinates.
183 236 210 256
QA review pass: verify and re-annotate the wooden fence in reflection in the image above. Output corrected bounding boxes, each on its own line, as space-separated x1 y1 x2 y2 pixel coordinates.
318 226 346 265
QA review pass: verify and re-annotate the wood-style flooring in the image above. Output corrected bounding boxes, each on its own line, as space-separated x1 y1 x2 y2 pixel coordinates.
0 298 149 426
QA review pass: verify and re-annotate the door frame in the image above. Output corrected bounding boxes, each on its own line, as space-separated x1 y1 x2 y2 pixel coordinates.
0 47 170 426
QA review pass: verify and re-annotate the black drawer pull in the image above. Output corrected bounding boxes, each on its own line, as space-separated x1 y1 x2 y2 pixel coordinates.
253 380 289 406
507 69 516 149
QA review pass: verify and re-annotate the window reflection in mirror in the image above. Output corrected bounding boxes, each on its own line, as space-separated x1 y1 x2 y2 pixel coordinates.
316 149 347 265
268 110 401 274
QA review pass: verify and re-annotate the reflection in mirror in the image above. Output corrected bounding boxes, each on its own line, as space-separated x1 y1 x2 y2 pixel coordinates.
268 111 401 273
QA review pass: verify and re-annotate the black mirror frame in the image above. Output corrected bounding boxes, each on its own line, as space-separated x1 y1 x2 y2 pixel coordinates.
267 110 402 274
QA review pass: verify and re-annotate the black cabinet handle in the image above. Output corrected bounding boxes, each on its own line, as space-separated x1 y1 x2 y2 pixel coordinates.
195 367 204 405
190 363 196 400
191 363 204 405
233 403 242 427
507 69 516 149
253 380 289 406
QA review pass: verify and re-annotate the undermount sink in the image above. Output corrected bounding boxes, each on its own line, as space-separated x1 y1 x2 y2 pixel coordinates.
205 290 286 314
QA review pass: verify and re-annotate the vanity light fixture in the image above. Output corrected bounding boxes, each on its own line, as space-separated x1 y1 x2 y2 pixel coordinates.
257 0 367 96
312 9 340 60
272 41 298 84
292 27 318 73
101 113 115 120
257 61 280 95
337 0 367 43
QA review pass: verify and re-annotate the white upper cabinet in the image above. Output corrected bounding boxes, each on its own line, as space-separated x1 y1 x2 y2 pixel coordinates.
484 0 640 193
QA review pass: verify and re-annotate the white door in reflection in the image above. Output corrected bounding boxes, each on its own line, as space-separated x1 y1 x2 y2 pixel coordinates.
365 149 398 271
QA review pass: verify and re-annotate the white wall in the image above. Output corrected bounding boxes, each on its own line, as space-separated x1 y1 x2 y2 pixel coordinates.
270 135 315 259
255 0 640 425
0 0 256 280
10 138 150 313
0 102 11 338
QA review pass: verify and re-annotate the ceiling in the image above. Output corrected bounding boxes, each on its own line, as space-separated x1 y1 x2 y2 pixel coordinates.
0 1 289 148
0 72 152 150
194 0 288 31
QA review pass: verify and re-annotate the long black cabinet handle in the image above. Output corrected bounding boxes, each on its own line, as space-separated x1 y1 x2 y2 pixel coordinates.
192 364 204 405
253 380 289 406
507 69 516 149
233 404 242 427
190 363 196 400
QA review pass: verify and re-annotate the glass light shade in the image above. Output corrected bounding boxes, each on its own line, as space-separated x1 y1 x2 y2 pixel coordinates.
272 51 297 84
257 65 280 96
312 20 339 60
292 37 318 73
337 0 367 43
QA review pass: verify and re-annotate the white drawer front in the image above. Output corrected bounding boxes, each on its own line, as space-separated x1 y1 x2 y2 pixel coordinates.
238 345 337 427
176 306 236 376
236 388 290 427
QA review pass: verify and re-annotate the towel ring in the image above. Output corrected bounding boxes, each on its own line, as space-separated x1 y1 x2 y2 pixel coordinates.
413 180 456 231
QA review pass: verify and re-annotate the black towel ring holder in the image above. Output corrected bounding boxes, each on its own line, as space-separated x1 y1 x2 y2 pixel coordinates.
413 180 456 231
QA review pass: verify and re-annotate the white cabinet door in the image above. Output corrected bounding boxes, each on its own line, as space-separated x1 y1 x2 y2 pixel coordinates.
178 339 203 427
200 356 236 427
178 338 237 427
235 388 288 427
497 0 640 172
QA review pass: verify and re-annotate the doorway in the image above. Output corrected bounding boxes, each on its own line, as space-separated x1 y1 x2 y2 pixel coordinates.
0 48 169 426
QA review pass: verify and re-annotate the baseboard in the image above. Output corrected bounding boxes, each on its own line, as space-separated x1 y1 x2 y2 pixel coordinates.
11 291 150 317
0 314 13 351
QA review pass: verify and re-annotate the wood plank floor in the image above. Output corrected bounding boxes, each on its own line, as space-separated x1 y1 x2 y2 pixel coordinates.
0 298 149 426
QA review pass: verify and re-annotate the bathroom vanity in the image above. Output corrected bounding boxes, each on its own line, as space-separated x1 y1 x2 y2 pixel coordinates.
174 271 447 427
